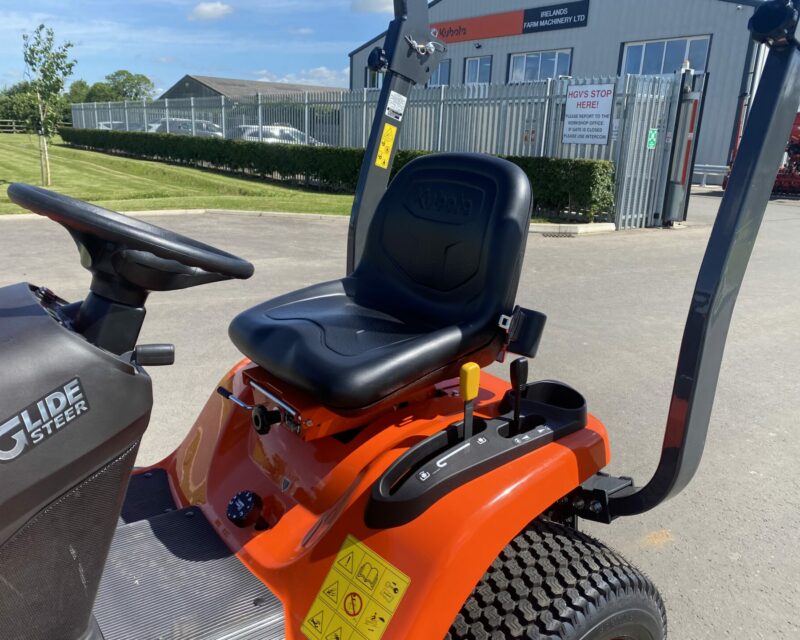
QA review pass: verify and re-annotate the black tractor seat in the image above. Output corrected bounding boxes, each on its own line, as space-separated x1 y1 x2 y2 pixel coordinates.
229 154 533 411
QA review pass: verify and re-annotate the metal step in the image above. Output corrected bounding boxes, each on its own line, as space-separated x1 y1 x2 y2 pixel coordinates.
95 507 285 640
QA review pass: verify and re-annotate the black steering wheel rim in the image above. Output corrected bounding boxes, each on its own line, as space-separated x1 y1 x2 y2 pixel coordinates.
7 183 254 280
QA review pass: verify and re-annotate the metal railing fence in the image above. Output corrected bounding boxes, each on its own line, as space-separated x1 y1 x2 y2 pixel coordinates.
71 74 695 228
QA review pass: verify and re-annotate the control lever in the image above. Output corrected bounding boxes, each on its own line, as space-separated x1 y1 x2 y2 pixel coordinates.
509 357 529 436
460 363 480 440
216 386 254 411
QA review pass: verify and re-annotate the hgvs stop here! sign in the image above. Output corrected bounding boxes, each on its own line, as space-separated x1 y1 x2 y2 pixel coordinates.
563 84 615 145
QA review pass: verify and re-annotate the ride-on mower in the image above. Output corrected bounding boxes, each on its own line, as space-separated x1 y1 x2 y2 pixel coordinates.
1 1 798 639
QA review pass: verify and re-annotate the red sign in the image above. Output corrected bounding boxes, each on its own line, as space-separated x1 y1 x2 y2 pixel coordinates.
433 10 524 43
432 1 591 43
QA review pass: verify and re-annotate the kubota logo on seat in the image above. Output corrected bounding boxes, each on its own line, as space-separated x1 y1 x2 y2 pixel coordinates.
414 186 474 221
0 379 90 463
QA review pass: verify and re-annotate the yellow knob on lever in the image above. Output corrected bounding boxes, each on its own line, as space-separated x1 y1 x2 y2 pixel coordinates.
460 363 481 440
459 362 480 403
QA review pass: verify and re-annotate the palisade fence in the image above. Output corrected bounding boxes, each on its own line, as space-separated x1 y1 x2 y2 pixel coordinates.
71 73 693 229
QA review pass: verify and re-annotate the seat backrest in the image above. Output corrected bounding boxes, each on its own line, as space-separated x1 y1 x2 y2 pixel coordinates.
354 153 532 327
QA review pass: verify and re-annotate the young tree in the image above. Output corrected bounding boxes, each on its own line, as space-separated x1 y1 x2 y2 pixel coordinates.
22 24 76 186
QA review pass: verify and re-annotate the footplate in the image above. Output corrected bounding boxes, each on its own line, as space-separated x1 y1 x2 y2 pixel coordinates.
96 506 285 640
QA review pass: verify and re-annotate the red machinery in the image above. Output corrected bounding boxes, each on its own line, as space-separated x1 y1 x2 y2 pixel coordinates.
727 112 800 193
773 112 800 194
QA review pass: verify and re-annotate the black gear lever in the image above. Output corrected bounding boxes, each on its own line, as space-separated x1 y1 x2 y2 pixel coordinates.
509 357 529 436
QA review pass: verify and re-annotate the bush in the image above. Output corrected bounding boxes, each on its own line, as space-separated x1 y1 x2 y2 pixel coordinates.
507 156 615 221
59 128 615 219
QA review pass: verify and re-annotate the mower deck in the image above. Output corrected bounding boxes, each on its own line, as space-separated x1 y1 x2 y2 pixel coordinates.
94 469 285 640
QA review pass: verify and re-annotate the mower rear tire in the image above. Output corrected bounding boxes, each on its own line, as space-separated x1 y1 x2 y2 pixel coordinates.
446 520 667 640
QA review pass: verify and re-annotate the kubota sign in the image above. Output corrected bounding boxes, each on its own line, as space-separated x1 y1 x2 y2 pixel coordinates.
433 0 590 44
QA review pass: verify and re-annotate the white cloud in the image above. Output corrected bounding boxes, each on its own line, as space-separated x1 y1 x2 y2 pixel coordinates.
289 27 314 36
254 66 349 88
351 0 393 13
189 2 233 21
0 10 354 60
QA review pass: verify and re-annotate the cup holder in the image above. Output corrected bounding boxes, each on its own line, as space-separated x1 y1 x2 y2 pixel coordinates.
499 380 587 433
522 381 586 411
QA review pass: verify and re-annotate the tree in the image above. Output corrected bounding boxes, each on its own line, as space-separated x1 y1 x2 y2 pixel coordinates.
66 79 89 103
84 81 118 103
2 81 34 96
105 70 155 100
76 72 156 104
0 82 36 124
0 91 38 124
23 24 76 186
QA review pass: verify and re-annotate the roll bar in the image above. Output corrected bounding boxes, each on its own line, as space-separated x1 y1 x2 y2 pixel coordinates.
609 0 800 517
346 0 444 272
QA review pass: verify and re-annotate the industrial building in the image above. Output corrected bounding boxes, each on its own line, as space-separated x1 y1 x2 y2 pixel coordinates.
159 75 344 100
349 0 765 173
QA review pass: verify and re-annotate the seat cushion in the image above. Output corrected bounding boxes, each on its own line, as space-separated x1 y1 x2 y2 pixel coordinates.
228 279 492 410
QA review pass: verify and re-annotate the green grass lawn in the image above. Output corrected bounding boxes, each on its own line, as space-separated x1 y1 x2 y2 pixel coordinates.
0 134 354 215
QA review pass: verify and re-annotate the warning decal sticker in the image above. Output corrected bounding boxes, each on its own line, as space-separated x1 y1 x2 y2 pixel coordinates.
385 91 407 122
301 535 411 640
375 123 397 170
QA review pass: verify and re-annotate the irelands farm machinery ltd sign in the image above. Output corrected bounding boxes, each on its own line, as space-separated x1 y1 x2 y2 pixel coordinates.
433 0 590 43
524 1 590 34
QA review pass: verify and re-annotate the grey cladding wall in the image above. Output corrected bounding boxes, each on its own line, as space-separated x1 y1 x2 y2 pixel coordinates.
350 0 757 167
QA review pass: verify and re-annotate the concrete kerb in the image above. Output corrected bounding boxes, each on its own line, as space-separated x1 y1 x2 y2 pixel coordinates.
0 210 697 234
528 222 616 237
0 209 348 223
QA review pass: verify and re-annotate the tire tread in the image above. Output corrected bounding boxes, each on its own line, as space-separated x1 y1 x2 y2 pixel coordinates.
446 521 667 640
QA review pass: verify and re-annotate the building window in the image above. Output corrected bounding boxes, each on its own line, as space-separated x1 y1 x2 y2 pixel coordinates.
366 68 384 89
509 50 572 83
429 60 451 87
465 55 492 85
622 36 710 75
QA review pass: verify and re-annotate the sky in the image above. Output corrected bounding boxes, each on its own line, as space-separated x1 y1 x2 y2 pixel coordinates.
0 0 397 94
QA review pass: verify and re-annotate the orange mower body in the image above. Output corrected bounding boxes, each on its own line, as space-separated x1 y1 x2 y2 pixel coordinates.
150 360 610 640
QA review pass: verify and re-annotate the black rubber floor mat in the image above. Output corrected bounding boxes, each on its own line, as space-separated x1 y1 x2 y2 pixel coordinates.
95 508 284 640
120 469 176 524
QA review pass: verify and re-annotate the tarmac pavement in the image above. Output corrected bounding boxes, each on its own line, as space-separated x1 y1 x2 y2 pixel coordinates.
1 190 798 639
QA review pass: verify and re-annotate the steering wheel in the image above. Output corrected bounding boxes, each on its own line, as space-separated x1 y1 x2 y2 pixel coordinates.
8 183 254 305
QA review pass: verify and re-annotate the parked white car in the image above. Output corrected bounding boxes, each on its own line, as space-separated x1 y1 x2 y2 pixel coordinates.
227 125 324 146
150 118 223 138
97 121 127 131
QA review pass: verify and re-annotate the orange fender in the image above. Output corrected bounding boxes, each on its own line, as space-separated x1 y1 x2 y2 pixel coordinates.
155 363 610 640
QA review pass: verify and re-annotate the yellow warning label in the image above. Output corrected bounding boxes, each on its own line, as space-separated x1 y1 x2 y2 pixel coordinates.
325 626 352 640
375 123 397 170
301 535 411 640
321 574 346 607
